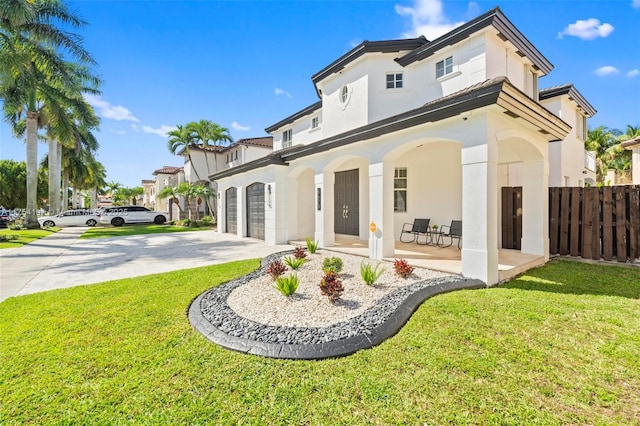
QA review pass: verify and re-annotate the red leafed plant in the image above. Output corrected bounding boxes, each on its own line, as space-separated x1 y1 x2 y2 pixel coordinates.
266 259 287 281
293 246 307 259
319 271 344 303
393 258 414 279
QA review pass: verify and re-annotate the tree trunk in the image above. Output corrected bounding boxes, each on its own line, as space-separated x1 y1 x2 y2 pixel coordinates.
90 188 97 209
47 137 57 214
55 143 62 213
72 186 78 208
62 170 69 210
25 111 39 228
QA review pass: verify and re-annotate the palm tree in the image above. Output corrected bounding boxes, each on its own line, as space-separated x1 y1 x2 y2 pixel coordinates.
585 126 619 182
0 0 98 228
175 182 196 220
158 185 184 221
186 120 232 217
167 124 200 178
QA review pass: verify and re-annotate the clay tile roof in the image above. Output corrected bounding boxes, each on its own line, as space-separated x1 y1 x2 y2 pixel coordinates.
235 136 273 148
152 166 183 175
621 135 640 150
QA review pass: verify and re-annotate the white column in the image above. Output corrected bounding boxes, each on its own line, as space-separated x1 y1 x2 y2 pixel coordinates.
237 186 246 237
286 176 299 241
521 159 549 258
265 168 288 245
216 188 225 234
461 143 499 285
369 162 395 259
315 171 335 248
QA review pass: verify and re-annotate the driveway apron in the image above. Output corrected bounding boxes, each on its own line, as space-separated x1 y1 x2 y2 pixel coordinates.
0 228 292 302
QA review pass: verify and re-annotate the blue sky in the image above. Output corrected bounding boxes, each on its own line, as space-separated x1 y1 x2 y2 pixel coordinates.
1 0 638 188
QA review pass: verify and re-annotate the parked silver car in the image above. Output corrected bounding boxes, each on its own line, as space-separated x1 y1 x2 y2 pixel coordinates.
97 206 168 226
38 209 100 227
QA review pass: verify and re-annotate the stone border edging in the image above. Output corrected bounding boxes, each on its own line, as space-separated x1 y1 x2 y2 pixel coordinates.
188 251 485 360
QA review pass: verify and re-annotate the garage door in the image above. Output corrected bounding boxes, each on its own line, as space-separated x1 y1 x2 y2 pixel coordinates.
246 183 265 240
225 187 237 234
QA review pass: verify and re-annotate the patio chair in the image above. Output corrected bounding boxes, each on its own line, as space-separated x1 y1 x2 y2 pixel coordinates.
440 220 462 248
399 218 430 243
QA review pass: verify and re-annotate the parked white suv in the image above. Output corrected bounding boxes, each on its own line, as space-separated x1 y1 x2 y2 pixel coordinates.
38 209 100 227
97 206 168 226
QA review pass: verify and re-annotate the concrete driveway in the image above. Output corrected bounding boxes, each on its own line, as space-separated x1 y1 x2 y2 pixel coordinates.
0 228 292 302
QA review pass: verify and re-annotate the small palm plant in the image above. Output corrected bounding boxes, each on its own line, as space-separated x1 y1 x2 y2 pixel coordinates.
274 274 299 297
360 261 385 286
305 237 318 254
283 256 306 270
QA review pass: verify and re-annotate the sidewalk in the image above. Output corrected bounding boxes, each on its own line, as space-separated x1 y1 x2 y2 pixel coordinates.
0 228 292 302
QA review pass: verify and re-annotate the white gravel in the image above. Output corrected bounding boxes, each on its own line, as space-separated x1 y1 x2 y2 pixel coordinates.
226 250 452 328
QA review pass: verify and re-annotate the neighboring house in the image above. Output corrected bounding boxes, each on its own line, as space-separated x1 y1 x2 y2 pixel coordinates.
152 166 185 219
621 136 640 185
178 137 273 216
141 179 156 209
210 7 593 285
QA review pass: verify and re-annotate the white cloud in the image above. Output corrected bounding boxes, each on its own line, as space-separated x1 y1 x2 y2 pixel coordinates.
395 0 465 40
627 69 640 78
466 2 480 18
231 121 250 131
83 93 139 122
558 18 614 40
593 66 620 77
274 88 292 98
116 130 125 135
141 124 176 138
633 0 640 9
348 39 362 48
131 123 140 132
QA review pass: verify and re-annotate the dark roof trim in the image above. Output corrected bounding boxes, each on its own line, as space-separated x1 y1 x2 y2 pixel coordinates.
396 7 553 75
265 101 322 133
279 77 506 162
621 136 640 150
209 155 287 181
310 37 428 94
539 84 597 117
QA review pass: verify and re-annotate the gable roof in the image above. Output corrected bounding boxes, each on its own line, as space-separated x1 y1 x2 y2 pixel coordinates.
621 135 640 150
396 7 553 74
211 76 570 181
539 84 597 117
311 37 428 94
230 136 273 149
152 166 183 175
265 101 322 133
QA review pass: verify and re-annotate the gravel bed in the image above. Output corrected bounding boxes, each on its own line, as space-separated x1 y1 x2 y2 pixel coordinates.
198 250 467 345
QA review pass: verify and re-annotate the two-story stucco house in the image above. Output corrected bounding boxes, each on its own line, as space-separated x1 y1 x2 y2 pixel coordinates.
210 7 596 285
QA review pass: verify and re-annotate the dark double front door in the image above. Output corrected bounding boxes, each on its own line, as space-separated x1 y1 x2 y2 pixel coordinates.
334 169 359 236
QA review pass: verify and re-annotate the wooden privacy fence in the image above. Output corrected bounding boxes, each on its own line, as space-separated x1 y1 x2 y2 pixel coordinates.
549 185 640 263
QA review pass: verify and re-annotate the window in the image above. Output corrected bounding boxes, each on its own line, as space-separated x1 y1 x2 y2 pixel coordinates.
226 153 229 163
386 73 403 89
283 129 293 149
531 70 538 101
394 167 407 212
576 112 587 141
234 150 238 160
564 176 570 187
340 85 349 103
436 56 453 78
311 116 320 129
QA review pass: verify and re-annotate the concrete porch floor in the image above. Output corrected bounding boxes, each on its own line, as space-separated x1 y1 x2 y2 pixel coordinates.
291 235 545 283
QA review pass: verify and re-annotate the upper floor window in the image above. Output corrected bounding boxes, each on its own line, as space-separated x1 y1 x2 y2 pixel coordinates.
311 116 320 129
234 150 238 161
340 85 349 103
283 129 293 149
436 56 453 79
576 112 587 141
386 73 403 89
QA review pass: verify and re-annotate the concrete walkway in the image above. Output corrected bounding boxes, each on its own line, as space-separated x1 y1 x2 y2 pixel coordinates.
0 228 292 302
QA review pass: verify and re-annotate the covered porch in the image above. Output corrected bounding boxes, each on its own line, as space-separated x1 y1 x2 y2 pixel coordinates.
292 234 545 284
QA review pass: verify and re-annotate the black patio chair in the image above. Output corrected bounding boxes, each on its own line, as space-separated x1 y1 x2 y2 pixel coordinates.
439 220 462 248
399 218 430 243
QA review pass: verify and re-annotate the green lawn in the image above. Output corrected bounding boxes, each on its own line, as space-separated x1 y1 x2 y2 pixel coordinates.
0 227 60 249
1 260 638 424
80 224 213 239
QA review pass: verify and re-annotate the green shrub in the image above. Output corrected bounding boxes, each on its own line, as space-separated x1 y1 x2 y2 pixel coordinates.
200 215 213 226
266 260 287 280
167 220 176 225
319 271 344 302
360 261 385 285
322 256 343 274
0 234 19 241
305 237 318 254
181 219 191 227
284 256 306 270
188 220 200 228
274 274 299 296
8 224 22 230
